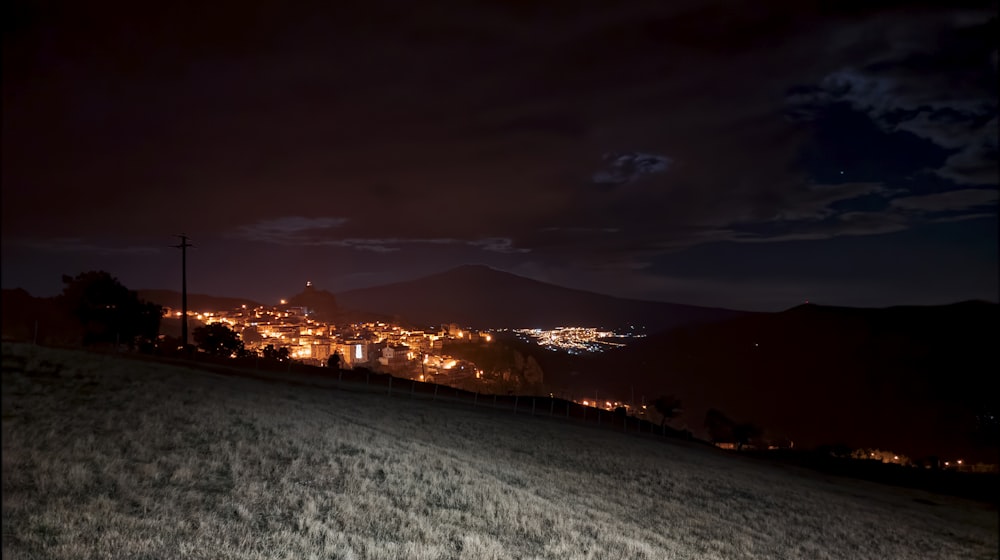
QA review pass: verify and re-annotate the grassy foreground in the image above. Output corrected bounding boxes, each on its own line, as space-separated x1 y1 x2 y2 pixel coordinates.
2 342 997 559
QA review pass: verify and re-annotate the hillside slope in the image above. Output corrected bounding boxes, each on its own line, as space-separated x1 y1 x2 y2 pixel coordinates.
2 342 996 559
576 301 1000 464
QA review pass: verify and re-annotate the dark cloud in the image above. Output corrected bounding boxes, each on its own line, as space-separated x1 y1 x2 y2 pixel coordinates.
935 117 999 185
890 188 999 212
466 238 531 254
2 1 996 308
769 182 889 222
592 152 673 187
235 217 350 244
783 8 998 186
231 217 531 255
6 238 162 256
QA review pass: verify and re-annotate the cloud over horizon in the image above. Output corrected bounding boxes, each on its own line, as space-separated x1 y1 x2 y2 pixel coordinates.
2 1 996 309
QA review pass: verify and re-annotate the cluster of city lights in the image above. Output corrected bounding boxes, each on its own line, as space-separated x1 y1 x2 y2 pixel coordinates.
513 326 641 354
163 301 487 374
579 399 645 412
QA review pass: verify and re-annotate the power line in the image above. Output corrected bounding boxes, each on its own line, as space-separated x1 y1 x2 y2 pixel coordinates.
171 234 195 349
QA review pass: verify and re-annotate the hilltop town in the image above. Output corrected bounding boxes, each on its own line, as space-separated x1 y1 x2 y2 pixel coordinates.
166 282 490 381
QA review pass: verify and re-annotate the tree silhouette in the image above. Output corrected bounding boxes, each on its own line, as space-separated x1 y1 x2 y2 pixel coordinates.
192 323 244 357
651 394 682 431
327 352 341 369
522 355 545 391
732 422 762 452
704 408 736 444
58 270 161 349
262 344 290 362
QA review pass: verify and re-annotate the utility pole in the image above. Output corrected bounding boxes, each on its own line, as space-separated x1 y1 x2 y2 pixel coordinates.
172 234 194 350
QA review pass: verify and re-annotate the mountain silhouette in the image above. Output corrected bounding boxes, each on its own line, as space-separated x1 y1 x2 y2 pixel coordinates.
335 265 747 331
573 300 999 464
137 290 264 312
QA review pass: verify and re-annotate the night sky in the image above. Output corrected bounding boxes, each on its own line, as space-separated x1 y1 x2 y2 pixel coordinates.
3 1 997 311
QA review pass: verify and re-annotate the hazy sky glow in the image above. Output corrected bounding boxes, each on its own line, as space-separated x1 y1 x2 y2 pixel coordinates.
3 1 997 311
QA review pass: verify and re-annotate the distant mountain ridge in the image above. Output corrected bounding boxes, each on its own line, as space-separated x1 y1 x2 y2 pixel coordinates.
5 277 996 465
335 265 748 331
136 290 265 312
569 299 1000 464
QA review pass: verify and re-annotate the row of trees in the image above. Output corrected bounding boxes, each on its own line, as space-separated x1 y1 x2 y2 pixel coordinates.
704 407 763 451
651 394 763 450
55 271 293 363
190 322 292 361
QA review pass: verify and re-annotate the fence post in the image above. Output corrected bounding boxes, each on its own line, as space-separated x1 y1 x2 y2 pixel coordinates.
550 399 554 416
566 403 569 419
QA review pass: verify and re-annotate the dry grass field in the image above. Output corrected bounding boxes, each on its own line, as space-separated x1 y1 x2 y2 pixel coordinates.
2 342 997 559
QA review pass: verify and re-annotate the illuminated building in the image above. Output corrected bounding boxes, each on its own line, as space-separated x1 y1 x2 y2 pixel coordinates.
379 344 411 367
336 340 370 367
